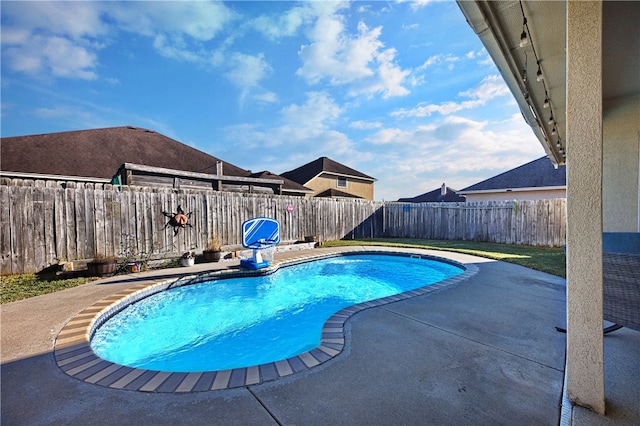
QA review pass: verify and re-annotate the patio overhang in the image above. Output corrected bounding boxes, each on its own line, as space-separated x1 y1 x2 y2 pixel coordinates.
457 1 639 168
457 1 566 166
457 0 640 416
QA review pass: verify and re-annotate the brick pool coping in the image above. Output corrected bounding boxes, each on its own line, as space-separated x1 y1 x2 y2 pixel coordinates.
54 248 479 393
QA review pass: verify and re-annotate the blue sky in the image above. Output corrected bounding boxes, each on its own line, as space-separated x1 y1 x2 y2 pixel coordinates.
0 0 545 201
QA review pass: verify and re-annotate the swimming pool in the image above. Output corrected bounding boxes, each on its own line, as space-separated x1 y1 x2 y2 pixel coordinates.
90 253 463 373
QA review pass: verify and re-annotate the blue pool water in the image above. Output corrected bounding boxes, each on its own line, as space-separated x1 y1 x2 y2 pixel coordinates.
91 254 463 372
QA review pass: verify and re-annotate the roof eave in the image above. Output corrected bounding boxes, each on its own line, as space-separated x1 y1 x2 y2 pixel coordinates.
283 188 315 194
459 185 566 195
120 163 283 185
456 1 566 167
315 171 377 182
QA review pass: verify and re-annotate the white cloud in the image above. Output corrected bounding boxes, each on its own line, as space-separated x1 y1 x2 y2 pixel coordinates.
220 91 358 172
108 2 236 41
279 91 342 137
226 53 272 89
253 92 279 104
368 48 411 98
365 113 544 200
221 91 345 153
0 2 107 80
2 1 109 40
46 37 98 79
0 1 237 80
366 127 412 145
391 74 510 118
251 3 314 39
108 1 238 66
465 47 494 66
296 7 410 99
152 34 203 63
459 74 510 100
417 53 461 71
225 52 274 106
391 100 481 118
410 49 495 94
3 35 98 80
0 0 275 106
350 120 383 130
1 28 31 45
396 0 435 10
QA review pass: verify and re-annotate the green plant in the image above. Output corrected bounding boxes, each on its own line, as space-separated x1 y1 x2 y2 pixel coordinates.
1 273 95 304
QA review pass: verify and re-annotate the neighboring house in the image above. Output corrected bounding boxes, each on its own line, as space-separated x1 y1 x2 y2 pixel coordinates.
0 126 304 196
249 171 314 197
398 183 466 203
281 156 377 201
459 157 566 202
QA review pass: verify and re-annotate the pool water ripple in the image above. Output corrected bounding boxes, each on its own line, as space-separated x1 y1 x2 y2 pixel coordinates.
91 254 462 372
54 249 479 392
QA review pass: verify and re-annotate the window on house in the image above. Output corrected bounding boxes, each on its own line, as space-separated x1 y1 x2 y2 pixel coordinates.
337 177 347 188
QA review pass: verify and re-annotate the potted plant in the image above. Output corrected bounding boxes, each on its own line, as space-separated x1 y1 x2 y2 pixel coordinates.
87 253 118 277
117 232 150 273
203 235 222 262
181 251 196 267
125 260 143 273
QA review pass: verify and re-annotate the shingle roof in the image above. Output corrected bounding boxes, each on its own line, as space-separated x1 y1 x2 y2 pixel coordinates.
314 188 363 199
281 156 376 185
250 171 313 193
1 126 250 180
460 157 566 193
397 186 466 203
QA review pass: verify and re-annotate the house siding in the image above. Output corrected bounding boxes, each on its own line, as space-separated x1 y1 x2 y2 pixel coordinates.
464 188 566 202
306 174 374 200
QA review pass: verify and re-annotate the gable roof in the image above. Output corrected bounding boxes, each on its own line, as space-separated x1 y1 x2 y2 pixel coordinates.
281 156 376 185
1 126 250 180
460 157 566 193
250 171 313 194
397 186 466 203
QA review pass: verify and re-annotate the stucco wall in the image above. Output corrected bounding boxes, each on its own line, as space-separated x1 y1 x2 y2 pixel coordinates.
565 1 605 413
603 94 640 232
463 188 566 202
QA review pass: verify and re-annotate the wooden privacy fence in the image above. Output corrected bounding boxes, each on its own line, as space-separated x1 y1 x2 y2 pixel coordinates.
0 180 383 274
384 200 566 246
0 179 566 274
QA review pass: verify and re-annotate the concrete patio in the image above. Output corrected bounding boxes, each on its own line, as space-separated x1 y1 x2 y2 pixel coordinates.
1 246 638 425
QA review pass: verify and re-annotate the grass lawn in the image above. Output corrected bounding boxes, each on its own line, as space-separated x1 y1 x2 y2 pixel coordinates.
1 238 565 304
324 238 566 278
1 273 97 304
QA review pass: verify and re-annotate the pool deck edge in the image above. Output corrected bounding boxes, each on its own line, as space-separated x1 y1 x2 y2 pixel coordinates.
53 246 480 393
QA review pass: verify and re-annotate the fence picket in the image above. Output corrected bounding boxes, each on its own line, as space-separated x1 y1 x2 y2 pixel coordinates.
0 179 566 274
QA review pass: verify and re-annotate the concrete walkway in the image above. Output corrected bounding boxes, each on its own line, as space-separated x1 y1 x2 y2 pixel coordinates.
0 246 630 425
